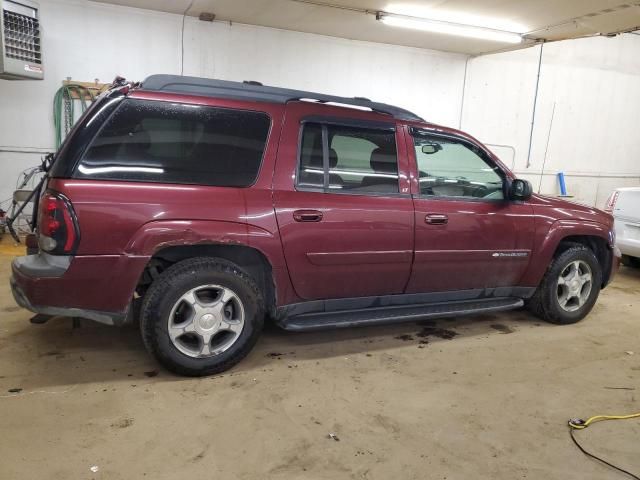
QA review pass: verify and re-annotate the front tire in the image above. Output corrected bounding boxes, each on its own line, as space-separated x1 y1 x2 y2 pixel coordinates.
140 257 264 376
527 244 602 325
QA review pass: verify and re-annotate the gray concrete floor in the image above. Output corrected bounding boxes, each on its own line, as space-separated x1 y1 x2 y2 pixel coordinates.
0 241 639 480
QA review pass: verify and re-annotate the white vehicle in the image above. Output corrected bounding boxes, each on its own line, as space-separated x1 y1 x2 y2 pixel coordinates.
606 187 640 267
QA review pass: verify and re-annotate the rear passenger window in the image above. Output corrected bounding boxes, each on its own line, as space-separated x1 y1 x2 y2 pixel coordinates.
76 99 271 186
298 123 325 189
297 122 399 194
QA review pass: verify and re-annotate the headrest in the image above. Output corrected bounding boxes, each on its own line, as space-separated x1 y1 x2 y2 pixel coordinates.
309 148 338 168
125 129 151 153
329 148 338 168
370 148 397 174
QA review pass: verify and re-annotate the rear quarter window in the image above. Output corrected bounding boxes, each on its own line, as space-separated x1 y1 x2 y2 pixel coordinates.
75 99 271 187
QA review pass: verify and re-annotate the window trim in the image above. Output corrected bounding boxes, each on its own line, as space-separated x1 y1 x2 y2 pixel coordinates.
72 97 273 189
302 115 396 131
294 118 407 198
410 128 508 203
52 94 126 178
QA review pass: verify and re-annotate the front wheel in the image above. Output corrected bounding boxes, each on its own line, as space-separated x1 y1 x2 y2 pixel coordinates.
527 244 602 325
140 257 264 376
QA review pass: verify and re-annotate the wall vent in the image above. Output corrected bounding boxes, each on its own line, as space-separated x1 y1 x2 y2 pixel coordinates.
0 0 43 80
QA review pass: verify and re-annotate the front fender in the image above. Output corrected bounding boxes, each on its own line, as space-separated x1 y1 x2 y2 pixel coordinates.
520 219 611 286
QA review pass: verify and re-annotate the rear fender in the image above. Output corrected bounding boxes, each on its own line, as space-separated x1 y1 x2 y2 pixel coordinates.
124 219 295 306
124 220 267 256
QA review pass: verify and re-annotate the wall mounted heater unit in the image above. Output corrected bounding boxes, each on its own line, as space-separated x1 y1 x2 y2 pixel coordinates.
0 0 42 80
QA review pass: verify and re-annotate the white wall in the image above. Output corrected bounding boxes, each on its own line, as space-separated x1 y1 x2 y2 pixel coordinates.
1 0 639 212
0 0 466 207
462 34 640 208
0 0 184 207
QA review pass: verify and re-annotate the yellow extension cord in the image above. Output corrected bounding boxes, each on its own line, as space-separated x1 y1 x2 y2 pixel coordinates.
568 412 640 479
569 412 640 430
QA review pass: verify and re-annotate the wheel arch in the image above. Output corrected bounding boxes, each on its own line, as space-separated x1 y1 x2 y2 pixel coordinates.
554 235 611 287
138 243 277 318
523 220 614 288
124 219 295 316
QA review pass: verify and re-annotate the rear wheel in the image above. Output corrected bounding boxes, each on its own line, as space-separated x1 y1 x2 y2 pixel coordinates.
140 257 264 376
527 244 602 325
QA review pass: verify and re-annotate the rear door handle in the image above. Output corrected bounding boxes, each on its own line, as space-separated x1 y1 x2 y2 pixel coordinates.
425 214 448 225
293 209 323 222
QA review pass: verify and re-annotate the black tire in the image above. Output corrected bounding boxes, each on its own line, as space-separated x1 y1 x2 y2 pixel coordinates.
527 244 602 325
140 257 264 376
621 255 640 268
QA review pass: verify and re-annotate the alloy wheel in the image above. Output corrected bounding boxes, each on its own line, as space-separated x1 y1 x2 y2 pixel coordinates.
556 260 593 312
167 284 245 358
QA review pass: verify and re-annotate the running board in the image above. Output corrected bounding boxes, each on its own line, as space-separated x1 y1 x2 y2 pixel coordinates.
279 297 524 332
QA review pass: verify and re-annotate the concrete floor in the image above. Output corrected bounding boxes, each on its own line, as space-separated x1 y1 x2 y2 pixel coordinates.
0 239 639 480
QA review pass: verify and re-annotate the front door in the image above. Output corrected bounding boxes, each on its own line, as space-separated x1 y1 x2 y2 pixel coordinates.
406 127 535 293
272 103 414 301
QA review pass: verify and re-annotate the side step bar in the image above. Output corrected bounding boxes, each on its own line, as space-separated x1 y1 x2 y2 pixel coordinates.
279 297 524 332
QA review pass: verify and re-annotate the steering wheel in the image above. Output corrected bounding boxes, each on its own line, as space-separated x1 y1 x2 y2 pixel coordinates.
483 190 504 200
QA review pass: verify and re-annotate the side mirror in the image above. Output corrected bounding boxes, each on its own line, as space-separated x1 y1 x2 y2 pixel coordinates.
421 143 442 155
510 179 533 201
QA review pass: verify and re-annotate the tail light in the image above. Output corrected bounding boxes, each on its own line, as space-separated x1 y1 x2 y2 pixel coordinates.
604 191 619 213
37 191 79 255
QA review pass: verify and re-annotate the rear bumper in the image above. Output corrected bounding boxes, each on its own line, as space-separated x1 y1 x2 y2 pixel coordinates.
11 274 125 325
10 253 148 326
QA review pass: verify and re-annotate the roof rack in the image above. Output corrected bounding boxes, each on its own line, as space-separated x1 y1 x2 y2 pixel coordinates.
141 74 424 122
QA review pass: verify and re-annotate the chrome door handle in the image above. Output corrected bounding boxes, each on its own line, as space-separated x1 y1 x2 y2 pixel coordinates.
425 214 448 225
293 209 323 222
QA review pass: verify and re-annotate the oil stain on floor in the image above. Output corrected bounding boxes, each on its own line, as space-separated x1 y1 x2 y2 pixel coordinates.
490 324 514 334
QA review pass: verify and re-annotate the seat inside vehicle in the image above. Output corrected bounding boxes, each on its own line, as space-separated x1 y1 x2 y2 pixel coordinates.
358 148 399 192
299 148 344 187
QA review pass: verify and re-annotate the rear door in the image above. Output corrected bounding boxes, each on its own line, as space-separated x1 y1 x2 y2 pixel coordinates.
405 127 535 293
272 102 414 301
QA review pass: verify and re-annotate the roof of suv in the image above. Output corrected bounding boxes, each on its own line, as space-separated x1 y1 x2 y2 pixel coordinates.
141 74 424 123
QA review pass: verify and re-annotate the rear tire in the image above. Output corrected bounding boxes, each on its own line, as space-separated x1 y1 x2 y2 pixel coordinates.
527 244 602 325
140 257 264 376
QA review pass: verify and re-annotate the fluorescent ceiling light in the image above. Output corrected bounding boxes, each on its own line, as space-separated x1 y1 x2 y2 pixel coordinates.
377 12 523 44
385 3 528 33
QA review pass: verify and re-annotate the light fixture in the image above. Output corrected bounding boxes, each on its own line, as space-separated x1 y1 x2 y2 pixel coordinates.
376 12 523 44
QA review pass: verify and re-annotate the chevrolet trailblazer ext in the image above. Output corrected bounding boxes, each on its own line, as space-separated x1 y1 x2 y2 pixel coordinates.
11 75 620 376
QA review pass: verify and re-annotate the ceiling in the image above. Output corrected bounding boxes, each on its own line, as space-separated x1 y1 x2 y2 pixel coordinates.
96 0 640 55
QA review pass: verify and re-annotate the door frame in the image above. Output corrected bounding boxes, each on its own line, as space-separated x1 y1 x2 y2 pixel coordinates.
401 124 535 293
401 125 516 198
271 102 417 302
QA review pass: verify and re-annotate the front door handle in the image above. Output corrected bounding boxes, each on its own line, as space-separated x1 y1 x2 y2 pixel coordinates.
425 213 448 225
293 209 323 222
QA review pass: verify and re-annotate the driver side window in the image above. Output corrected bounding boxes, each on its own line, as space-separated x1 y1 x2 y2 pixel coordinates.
412 132 504 200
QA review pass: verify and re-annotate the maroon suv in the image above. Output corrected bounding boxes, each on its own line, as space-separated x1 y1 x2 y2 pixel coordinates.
11 75 620 376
